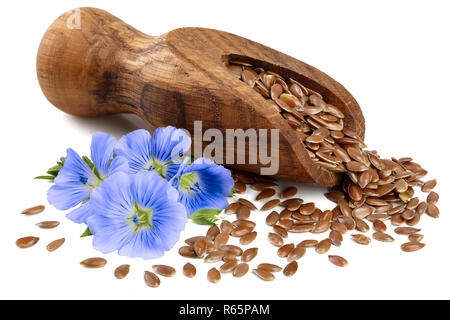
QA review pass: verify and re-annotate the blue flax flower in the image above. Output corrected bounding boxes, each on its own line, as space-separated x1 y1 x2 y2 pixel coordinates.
47 133 128 223
86 170 187 259
171 158 234 215
114 127 191 180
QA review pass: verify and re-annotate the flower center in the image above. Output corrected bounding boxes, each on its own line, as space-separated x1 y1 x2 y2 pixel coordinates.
141 157 170 179
125 202 154 234
179 172 201 195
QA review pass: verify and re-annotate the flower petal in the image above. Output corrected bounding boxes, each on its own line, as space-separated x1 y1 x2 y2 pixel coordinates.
152 126 191 162
54 148 93 185
107 156 129 176
174 157 234 215
65 202 92 224
114 129 153 173
86 170 187 259
90 132 116 177
47 183 90 210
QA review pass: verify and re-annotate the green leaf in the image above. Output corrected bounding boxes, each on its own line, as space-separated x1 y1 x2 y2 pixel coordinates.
80 227 92 238
35 156 66 182
83 156 101 179
34 175 55 181
227 187 236 198
188 208 222 226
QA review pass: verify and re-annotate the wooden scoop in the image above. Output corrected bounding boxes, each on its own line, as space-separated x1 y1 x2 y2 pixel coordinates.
36 7 365 186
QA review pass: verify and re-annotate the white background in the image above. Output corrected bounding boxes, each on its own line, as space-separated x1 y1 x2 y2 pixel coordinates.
0 0 449 300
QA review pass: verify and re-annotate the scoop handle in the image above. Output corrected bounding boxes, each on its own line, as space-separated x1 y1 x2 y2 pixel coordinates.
36 7 155 117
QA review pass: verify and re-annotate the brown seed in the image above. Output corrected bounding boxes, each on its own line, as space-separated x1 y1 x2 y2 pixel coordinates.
240 231 257 245
351 234 371 245
222 253 238 262
225 202 240 215
373 231 394 242
426 203 440 218
144 271 160 288
265 211 280 226
232 219 256 229
206 225 220 241
234 181 246 193
373 219 387 232
207 267 221 283
299 202 316 215
312 220 330 233
315 239 332 254
21 205 45 215
220 220 233 234
16 236 39 248
238 198 257 210
193 239 207 257
182 263 196 278
421 179 437 192
325 190 345 203
258 263 282 272
233 263 249 277
179 246 198 258
401 209 416 221
256 188 276 201
352 206 372 219
268 232 283 247
401 242 425 252
279 209 293 220
346 161 369 172
80 257 107 269
261 199 280 211
337 216 356 230
281 186 297 198
406 213 420 226
391 214 404 226
298 239 319 248
289 224 314 233
204 250 226 263
46 238 65 252
347 147 369 166
273 225 289 238
348 183 363 201
114 264 130 279
426 191 439 205
287 246 306 262
152 264 177 277
395 179 409 193
252 268 275 281
416 202 428 215
281 198 303 211
236 205 251 219
328 255 348 267
220 245 243 256
250 181 278 191
329 230 343 246
394 227 421 235
220 261 238 273
231 226 252 237
283 261 298 277
185 236 207 246
242 247 258 262
355 218 370 233
277 243 294 258
366 213 390 222
387 204 407 215
331 221 348 234
408 234 424 242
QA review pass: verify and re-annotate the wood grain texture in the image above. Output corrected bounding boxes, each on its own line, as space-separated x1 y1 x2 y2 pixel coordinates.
36 7 365 186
